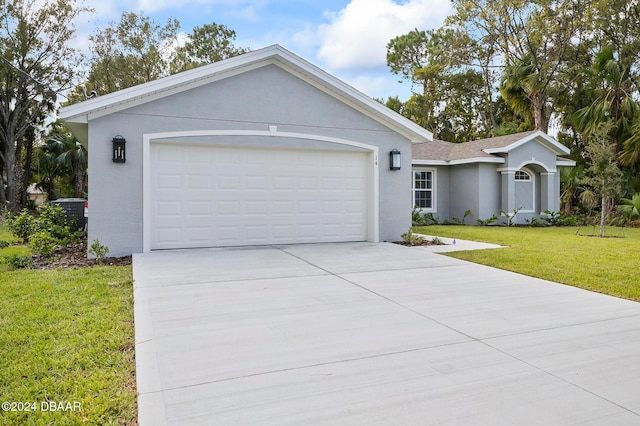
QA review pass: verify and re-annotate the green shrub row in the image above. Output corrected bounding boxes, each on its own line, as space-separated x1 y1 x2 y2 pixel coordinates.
5 205 84 256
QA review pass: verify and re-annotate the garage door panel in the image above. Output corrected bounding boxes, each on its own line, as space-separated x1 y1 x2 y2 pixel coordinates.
150 144 369 249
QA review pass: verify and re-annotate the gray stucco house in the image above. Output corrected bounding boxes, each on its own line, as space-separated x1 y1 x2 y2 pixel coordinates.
60 45 573 257
412 131 575 225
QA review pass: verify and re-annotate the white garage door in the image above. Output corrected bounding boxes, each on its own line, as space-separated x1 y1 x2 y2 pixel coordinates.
149 143 369 249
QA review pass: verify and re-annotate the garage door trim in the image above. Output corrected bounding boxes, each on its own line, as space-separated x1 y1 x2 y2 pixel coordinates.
142 129 379 252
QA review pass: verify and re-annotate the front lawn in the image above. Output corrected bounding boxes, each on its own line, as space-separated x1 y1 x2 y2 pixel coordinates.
0 225 136 425
415 225 640 302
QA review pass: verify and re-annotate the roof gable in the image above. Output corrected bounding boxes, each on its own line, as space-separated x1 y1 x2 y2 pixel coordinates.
412 130 571 165
60 45 433 144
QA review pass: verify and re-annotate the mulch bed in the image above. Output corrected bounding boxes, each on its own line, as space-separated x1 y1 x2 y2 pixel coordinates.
393 239 445 247
32 241 132 269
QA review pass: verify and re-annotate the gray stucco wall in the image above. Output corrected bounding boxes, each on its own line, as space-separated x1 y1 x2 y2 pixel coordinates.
86 64 413 256
478 163 501 221
449 164 480 223
505 141 562 221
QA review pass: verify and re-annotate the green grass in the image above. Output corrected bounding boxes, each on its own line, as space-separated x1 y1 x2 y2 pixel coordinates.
415 225 640 302
0 225 136 425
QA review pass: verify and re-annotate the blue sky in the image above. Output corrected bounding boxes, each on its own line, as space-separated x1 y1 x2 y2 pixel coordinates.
74 0 452 101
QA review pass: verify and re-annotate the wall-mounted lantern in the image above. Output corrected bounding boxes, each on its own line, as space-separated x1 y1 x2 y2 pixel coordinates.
112 135 126 163
389 149 401 170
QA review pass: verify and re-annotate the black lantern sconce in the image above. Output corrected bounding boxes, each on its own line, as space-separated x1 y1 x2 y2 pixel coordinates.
112 135 126 163
389 149 401 170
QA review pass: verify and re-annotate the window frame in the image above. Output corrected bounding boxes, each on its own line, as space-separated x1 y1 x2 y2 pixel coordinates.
515 170 532 181
412 168 436 213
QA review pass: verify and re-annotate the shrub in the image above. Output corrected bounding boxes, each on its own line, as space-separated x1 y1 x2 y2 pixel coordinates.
525 217 545 227
0 240 10 249
4 254 33 269
5 210 36 242
500 207 521 227
401 228 424 245
29 231 59 257
6 205 73 245
476 214 498 226
88 239 109 263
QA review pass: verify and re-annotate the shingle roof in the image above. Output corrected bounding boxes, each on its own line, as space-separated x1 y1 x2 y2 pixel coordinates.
412 130 564 163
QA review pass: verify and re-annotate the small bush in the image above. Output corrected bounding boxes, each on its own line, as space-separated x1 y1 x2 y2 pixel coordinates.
6 210 36 242
477 214 498 226
29 231 58 257
4 253 33 269
6 205 73 246
88 239 109 263
0 240 10 249
401 228 424 245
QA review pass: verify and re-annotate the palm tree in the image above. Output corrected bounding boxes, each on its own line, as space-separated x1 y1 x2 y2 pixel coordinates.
34 131 87 200
573 47 639 154
56 136 87 198
618 193 640 221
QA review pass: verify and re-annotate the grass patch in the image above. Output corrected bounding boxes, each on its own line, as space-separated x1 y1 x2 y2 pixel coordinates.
415 225 640 301
0 264 136 425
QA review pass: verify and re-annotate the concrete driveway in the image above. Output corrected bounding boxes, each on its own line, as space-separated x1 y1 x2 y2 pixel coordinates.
133 242 640 425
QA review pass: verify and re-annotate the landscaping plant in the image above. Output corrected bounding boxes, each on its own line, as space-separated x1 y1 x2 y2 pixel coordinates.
88 239 110 263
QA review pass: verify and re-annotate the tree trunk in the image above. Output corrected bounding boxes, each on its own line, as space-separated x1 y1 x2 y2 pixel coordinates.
532 95 549 133
5 143 18 212
563 187 574 217
74 168 84 198
20 133 34 208
0 173 6 207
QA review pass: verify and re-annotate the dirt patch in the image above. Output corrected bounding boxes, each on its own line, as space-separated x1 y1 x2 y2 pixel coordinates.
32 241 132 269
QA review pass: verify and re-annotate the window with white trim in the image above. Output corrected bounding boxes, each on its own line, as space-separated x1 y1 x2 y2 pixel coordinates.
412 170 435 211
515 170 532 181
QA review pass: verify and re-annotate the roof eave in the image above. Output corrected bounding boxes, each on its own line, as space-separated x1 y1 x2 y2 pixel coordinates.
482 130 570 156
59 45 433 144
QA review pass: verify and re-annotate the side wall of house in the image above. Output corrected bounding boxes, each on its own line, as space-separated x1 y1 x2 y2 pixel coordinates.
449 164 480 224
478 163 501 221
86 64 413 256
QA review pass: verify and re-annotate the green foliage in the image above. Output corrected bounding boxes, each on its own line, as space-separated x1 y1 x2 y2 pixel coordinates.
5 205 72 255
3 253 33 269
524 217 545 227
476 214 498 226
499 208 522 227
431 236 444 245
541 210 577 226
88 239 110 262
68 12 249 101
171 22 249 73
618 193 640 221
412 207 442 226
5 210 36 243
423 213 440 225
450 209 473 225
35 122 88 200
0 240 9 249
29 231 58 257
401 228 424 245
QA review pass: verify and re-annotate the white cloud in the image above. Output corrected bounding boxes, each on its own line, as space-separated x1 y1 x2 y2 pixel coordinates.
315 0 451 70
